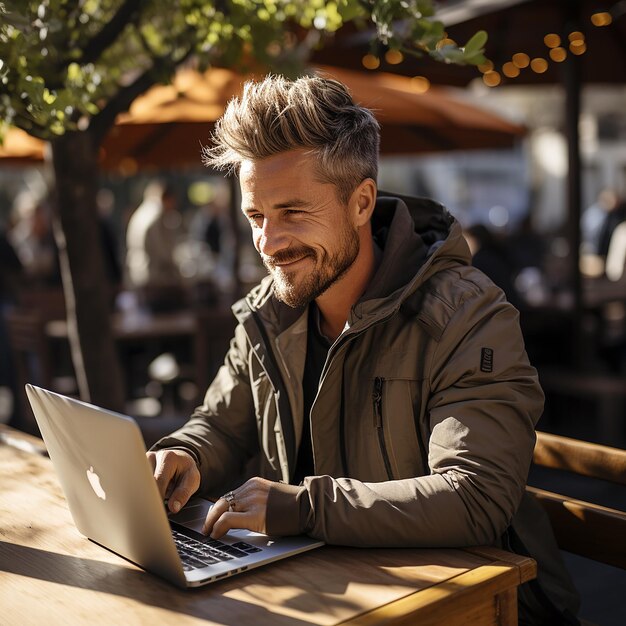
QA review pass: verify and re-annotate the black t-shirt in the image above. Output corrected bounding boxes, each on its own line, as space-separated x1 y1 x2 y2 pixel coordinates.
292 303 331 485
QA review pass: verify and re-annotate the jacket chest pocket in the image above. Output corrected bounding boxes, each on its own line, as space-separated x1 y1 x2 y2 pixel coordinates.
371 375 427 480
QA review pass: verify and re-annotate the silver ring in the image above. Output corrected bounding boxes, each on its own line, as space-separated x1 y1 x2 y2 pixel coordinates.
223 491 236 511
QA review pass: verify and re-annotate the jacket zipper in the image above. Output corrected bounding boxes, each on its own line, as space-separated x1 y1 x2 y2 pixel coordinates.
373 377 394 480
320 316 398 477
249 309 295 483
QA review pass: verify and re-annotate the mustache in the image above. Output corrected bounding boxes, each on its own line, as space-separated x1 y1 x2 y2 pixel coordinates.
263 247 315 269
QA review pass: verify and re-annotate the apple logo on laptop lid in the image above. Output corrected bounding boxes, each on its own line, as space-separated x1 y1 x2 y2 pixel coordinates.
86 466 107 500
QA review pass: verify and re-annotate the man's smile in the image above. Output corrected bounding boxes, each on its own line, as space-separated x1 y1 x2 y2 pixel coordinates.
272 256 309 269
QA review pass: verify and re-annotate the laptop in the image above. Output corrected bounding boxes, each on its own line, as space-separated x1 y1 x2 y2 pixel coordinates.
25 384 324 588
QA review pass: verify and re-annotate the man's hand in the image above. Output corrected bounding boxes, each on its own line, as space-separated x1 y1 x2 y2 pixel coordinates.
147 449 200 514
202 477 273 538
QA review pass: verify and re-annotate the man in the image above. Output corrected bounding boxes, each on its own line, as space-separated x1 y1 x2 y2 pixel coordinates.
148 75 579 623
125 180 185 311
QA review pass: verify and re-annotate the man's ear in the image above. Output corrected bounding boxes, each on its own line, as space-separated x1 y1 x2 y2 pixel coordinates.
350 178 377 227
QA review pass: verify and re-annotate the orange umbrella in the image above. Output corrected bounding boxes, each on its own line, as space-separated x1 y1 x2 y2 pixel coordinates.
316 65 525 153
1 65 525 172
0 127 45 164
101 65 525 172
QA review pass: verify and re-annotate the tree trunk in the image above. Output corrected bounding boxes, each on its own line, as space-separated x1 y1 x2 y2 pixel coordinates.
50 130 126 412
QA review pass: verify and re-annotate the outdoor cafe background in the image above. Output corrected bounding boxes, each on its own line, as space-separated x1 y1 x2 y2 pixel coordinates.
2 53 626 440
0 61 526 419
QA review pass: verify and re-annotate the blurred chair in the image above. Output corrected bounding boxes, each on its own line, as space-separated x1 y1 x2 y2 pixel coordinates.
194 306 237 397
4 309 77 435
529 431 626 625
124 306 236 448
4 287 77 435
17 286 67 319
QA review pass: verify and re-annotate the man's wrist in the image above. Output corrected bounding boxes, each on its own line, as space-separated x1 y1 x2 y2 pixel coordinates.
266 482 309 536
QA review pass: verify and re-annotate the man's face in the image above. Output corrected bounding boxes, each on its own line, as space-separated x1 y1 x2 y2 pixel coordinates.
240 150 360 308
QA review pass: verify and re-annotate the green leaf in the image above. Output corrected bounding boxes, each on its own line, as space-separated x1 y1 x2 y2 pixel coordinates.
336 0 365 21
463 51 487 66
463 30 488 56
67 62 81 83
85 102 100 115
431 47 465 64
0 0 489 140
43 88 56 104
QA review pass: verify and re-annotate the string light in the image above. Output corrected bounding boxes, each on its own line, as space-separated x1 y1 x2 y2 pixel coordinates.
482 71 501 87
544 34 561 48
549 47 567 62
385 49 404 65
483 17 599 87
362 54 380 70
530 58 548 73
568 31 585 44
591 12 612 26
410 76 430 93
512 53 530 68
502 62 520 78
436 38 457 50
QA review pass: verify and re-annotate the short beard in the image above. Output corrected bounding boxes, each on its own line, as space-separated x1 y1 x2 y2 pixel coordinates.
266 226 360 308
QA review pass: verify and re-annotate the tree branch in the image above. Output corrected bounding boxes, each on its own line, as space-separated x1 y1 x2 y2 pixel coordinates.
90 66 158 142
80 0 143 64
12 111 53 141
91 42 196 142
44 0 143 90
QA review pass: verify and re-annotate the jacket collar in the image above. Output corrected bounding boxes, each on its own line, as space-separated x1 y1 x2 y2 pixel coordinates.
233 192 471 336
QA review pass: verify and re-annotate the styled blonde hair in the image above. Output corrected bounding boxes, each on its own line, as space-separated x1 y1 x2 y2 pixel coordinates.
203 74 380 204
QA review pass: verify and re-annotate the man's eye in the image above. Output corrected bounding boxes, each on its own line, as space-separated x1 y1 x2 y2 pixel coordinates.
285 209 302 216
248 214 263 225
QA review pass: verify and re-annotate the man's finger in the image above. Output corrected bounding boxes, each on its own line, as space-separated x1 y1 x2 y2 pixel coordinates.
202 497 230 535
146 451 157 472
208 511 249 539
153 455 176 500
167 467 200 514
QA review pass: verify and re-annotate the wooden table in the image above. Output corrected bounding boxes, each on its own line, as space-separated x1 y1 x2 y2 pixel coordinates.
0 428 536 626
45 309 198 343
44 306 235 402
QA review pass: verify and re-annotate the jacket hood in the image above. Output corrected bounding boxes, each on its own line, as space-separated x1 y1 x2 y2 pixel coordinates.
237 191 472 331
360 191 471 304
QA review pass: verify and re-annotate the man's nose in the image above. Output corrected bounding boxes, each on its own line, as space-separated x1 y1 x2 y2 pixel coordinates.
257 219 289 257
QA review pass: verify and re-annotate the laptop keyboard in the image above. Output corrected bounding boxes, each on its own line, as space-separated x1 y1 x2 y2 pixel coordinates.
171 529 263 571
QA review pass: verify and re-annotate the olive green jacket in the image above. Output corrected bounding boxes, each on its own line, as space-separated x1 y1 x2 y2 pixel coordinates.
154 194 579 622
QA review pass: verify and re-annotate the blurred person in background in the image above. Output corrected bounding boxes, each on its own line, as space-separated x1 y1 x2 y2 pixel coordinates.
8 192 60 287
581 188 619 256
125 180 186 312
597 192 626 261
604 198 626 282
187 181 235 300
464 223 521 309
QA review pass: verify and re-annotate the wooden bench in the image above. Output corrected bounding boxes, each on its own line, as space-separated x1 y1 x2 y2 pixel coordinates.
529 431 626 624
529 430 626 570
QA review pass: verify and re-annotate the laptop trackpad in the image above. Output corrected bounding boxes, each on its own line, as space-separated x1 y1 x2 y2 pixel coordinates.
168 498 213 532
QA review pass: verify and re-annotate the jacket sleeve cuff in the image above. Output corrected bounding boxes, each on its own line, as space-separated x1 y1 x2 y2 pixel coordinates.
266 482 309 536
